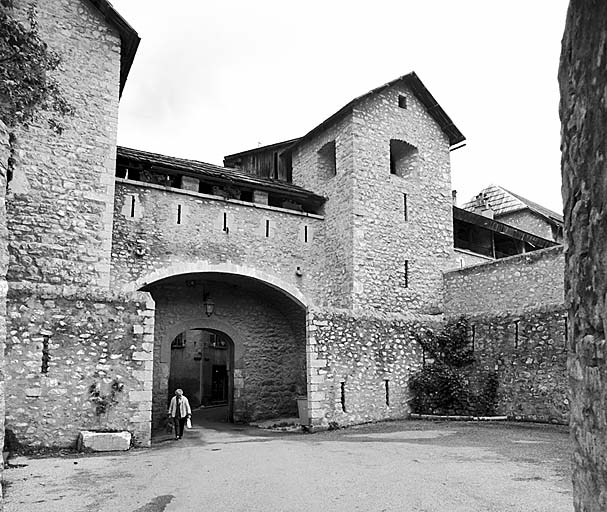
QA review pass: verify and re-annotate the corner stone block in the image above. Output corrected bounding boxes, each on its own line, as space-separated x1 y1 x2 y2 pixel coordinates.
129 390 151 402
132 351 152 361
78 431 131 452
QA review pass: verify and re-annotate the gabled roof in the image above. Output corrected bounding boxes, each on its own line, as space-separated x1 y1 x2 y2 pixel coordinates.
288 71 465 152
117 146 326 206
88 0 140 96
461 185 563 226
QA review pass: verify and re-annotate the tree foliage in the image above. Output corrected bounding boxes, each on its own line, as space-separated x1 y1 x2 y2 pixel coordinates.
0 0 72 131
409 317 498 416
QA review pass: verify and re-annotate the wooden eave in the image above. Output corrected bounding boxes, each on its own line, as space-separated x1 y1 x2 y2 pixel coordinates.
223 138 301 162
453 206 558 248
117 146 326 207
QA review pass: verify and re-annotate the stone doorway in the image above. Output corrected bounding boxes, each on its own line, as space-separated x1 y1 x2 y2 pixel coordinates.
168 329 234 423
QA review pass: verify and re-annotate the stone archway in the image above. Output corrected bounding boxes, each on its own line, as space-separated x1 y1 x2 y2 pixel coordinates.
126 261 309 308
142 270 309 434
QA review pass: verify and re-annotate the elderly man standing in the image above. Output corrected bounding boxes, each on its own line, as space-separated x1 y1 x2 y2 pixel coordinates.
168 389 192 440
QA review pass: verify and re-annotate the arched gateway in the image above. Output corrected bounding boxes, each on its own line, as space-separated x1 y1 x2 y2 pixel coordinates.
136 265 310 434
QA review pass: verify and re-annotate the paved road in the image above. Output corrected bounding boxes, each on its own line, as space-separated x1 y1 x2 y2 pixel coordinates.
4 420 572 512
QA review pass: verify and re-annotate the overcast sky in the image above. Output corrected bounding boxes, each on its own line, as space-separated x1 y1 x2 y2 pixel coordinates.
111 0 568 213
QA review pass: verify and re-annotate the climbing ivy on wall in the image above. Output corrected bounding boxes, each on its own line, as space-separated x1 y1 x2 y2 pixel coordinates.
409 317 498 416
0 0 72 131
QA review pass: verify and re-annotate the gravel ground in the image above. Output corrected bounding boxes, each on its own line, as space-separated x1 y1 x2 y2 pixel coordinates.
3 419 572 512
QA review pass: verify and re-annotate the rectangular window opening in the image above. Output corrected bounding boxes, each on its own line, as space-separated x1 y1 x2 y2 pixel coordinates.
318 140 337 178
398 95 407 109
340 382 346 413
390 139 418 177
130 196 136 218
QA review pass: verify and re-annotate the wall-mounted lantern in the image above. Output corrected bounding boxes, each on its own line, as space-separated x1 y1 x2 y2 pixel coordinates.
203 294 215 317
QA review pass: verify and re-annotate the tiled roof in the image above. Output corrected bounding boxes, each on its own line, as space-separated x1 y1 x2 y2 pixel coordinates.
117 146 325 205
461 185 563 226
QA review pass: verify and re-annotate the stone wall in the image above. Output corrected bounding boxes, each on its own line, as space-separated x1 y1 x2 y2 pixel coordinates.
352 84 453 314
5 286 154 448
292 115 355 309
560 2 607 509
0 122 9 489
444 245 564 317
450 248 494 271
111 180 324 303
465 306 568 423
7 0 121 290
149 280 306 430
306 309 433 427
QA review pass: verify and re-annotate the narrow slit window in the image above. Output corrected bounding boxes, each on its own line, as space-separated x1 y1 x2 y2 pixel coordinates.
385 380 390 406
304 225 308 243
403 193 408 221
404 260 409 288
340 382 346 412
41 336 50 374
130 196 136 217
223 212 228 232
265 219 270 237
514 321 520 348
176 204 182 225
471 324 476 350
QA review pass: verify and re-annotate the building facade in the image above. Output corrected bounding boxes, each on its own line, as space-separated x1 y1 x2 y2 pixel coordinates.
0 0 567 449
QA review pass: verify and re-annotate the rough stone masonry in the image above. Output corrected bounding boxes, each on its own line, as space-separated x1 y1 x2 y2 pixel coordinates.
559 1 607 510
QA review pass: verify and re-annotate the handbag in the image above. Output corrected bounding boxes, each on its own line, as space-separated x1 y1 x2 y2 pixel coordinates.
186 417 192 429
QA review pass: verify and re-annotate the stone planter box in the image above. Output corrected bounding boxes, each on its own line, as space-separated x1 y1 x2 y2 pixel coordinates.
77 430 131 452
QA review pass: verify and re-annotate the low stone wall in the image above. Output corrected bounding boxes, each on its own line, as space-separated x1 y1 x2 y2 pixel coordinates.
444 245 564 317
458 306 568 423
307 309 433 427
5 285 154 448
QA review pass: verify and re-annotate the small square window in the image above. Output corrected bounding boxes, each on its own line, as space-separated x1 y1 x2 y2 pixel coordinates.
398 95 407 109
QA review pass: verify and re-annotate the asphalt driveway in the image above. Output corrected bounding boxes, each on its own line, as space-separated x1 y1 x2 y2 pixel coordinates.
3 419 572 512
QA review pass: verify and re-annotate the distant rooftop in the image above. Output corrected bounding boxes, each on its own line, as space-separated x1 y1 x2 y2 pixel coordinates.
461 185 563 226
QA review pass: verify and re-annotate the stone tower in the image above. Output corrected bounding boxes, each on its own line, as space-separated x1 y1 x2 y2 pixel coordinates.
2 1 156 449
290 73 464 315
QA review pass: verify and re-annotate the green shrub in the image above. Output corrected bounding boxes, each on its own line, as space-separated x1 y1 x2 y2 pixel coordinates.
410 317 498 416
